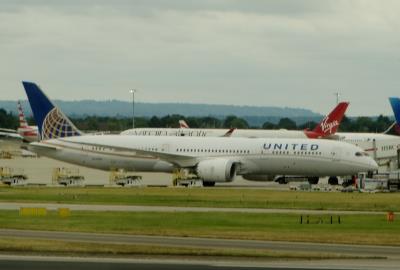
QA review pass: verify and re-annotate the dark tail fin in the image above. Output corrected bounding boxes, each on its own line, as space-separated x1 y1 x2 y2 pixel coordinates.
388 97 400 135
22 81 82 140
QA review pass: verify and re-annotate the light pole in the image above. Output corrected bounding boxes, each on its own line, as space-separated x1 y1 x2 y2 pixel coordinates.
130 89 137 128
334 92 340 105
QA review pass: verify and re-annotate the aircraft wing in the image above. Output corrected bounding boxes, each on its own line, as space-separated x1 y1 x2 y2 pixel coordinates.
58 140 199 167
0 128 17 133
130 148 199 167
114 146 242 168
29 142 60 151
0 131 23 141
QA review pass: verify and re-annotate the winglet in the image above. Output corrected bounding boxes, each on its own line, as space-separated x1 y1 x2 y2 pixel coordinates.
22 81 82 140
305 102 349 139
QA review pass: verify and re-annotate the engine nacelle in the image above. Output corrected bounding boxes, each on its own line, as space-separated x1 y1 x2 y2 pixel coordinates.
242 174 275 181
196 158 237 182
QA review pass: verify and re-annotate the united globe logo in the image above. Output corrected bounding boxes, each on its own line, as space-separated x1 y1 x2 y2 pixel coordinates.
41 108 80 140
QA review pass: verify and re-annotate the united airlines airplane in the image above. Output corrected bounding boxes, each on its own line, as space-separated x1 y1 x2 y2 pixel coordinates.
23 81 377 186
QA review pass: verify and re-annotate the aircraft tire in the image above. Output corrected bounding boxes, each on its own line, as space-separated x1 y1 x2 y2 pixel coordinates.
203 181 215 187
328 176 339 185
307 177 319 185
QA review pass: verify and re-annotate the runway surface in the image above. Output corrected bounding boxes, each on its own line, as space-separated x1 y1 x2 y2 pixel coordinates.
0 202 386 215
1 229 399 259
0 254 399 270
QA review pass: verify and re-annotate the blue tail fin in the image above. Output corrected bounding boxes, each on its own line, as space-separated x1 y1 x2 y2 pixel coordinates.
389 97 400 123
22 81 82 140
388 97 400 135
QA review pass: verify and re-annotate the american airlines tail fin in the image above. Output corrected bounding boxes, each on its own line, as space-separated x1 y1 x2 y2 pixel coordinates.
388 97 400 135
179 120 189 128
305 102 349 139
17 101 29 128
22 81 82 140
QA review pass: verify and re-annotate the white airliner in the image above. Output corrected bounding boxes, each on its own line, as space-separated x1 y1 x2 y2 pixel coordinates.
121 102 349 139
32 135 377 186
123 102 400 172
324 98 400 168
335 133 400 164
23 81 377 186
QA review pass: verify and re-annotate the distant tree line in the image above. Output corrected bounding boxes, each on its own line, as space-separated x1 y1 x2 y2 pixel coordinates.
0 109 18 129
0 109 395 134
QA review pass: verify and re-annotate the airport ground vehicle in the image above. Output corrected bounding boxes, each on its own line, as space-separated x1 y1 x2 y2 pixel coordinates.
0 167 27 186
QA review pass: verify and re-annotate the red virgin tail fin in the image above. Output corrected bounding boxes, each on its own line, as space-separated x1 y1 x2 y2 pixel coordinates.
305 102 349 138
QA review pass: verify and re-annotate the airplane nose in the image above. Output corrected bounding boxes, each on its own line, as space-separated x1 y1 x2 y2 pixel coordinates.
368 158 378 171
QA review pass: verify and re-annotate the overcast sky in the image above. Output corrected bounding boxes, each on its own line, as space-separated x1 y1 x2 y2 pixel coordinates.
1 0 400 116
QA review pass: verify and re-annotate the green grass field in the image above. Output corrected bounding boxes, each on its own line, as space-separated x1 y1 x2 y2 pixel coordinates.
1 210 399 246
0 186 399 211
0 238 367 260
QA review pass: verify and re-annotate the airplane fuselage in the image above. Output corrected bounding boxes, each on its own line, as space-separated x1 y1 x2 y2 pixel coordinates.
29 136 377 178
336 132 400 161
123 128 400 162
17 126 39 142
121 128 308 139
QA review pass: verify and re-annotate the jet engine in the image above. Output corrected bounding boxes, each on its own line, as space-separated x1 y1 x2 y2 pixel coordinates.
196 158 237 183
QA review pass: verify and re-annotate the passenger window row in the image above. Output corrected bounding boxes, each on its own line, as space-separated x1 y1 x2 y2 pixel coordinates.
271 151 323 155
176 148 250 154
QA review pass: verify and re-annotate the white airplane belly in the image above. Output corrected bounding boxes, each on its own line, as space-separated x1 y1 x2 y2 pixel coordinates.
244 156 359 176
29 144 173 172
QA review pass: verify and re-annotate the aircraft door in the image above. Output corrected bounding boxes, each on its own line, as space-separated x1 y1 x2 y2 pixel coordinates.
162 143 170 153
331 147 342 162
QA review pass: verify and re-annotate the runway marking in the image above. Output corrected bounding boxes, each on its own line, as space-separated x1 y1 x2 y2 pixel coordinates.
0 202 387 215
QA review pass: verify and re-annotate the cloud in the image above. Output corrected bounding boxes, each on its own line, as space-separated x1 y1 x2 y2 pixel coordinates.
0 0 400 116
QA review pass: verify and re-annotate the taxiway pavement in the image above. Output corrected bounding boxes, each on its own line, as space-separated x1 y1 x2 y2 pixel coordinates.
0 202 387 215
0 254 399 270
0 229 399 259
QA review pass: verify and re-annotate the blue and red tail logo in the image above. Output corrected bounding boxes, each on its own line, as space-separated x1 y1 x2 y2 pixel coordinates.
22 81 82 140
41 107 81 139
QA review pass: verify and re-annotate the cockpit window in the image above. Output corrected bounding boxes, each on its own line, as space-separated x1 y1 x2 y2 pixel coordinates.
355 152 369 157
